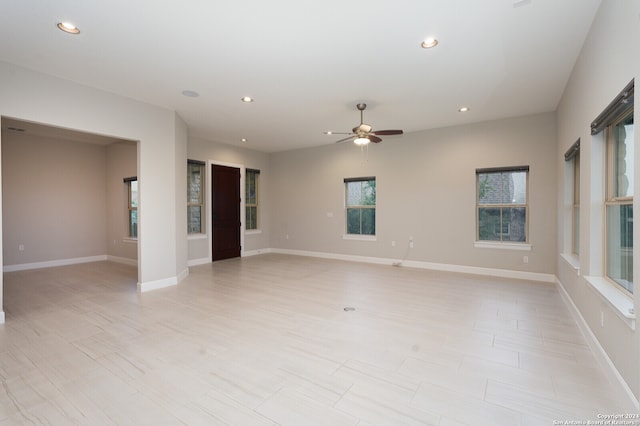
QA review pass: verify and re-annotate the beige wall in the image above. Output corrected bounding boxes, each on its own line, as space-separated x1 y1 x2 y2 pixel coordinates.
187 136 271 261
2 132 107 265
556 0 640 403
269 113 557 275
106 141 137 261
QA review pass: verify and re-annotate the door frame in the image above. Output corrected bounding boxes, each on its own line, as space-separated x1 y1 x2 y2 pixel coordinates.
207 160 245 262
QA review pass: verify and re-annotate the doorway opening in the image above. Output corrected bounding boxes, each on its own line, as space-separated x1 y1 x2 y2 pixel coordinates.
1 116 140 287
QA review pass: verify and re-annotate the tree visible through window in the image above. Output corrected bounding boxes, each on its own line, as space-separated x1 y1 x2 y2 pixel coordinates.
246 169 259 230
476 167 528 243
345 177 376 236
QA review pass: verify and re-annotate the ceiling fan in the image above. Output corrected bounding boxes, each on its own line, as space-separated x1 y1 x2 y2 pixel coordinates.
330 103 403 145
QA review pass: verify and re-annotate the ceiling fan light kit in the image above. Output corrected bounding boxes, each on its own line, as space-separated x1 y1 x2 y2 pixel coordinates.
333 103 404 146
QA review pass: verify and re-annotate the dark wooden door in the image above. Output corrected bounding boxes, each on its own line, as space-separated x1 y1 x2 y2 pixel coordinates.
212 164 241 261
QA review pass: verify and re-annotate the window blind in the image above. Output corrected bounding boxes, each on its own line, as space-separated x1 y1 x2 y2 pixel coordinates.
591 79 634 135
564 138 580 161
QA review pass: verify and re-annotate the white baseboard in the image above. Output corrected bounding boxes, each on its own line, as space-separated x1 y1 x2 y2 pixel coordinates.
137 276 178 293
555 277 639 411
107 255 138 266
243 248 273 257
177 267 189 283
269 248 555 283
3 255 108 273
402 259 556 283
188 257 210 267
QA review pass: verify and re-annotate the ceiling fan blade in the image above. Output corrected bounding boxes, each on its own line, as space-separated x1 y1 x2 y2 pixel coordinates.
369 135 382 143
371 129 403 136
327 132 354 135
335 135 356 144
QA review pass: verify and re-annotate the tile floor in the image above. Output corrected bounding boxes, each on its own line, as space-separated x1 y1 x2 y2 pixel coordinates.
0 254 636 425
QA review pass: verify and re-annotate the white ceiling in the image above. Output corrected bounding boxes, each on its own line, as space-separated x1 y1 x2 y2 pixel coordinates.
1 0 601 152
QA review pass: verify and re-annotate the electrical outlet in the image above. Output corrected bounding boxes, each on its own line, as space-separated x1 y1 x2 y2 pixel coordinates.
523 255 528 264
391 241 396 247
600 311 604 327
18 244 24 251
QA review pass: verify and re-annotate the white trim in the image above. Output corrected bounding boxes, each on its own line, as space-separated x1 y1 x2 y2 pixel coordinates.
584 276 636 328
245 229 262 235
188 257 210 267
555 277 639 411
243 248 273 257
177 267 189 283
137 276 178 292
272 248 391 266
107 255 138 266
269 248 555 282
402 259 555 282
474 241 532 251
122 238 138 244
343 234 377 242
187 233 207 241
560 253 581 275
3 255 108 272
0 311 5 324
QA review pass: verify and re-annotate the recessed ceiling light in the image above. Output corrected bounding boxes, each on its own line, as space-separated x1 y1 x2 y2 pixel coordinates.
324 131 333 135
421 37 438 49
458 106 470 112
57 22 80 34
241 138 247 142
182 90 199 98
241 96 254 103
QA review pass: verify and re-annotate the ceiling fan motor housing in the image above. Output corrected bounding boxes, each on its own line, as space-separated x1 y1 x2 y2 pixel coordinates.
353 124 372 133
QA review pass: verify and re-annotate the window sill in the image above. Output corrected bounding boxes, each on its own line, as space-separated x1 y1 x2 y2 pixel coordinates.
188 233 207 241
560 253 580 275
343 234 376 242
584 275 635 330
122 238 138 244
245 229 262 235
474 241 531 251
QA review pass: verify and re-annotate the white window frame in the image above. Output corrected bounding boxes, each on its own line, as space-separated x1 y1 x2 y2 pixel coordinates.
245 169 260 232
604 107 634 294
187 160 205 235
125 177 138 239
344 177 376 240
475 166 529 246
572 151 580 256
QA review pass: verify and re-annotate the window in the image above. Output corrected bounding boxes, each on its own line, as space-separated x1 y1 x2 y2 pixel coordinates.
572 153 580 255
476 167 529 243
124 177 138 238
246 169 260 230
605 109 634 293
565 139 581 256
345 177 376 236
187 160 205 234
